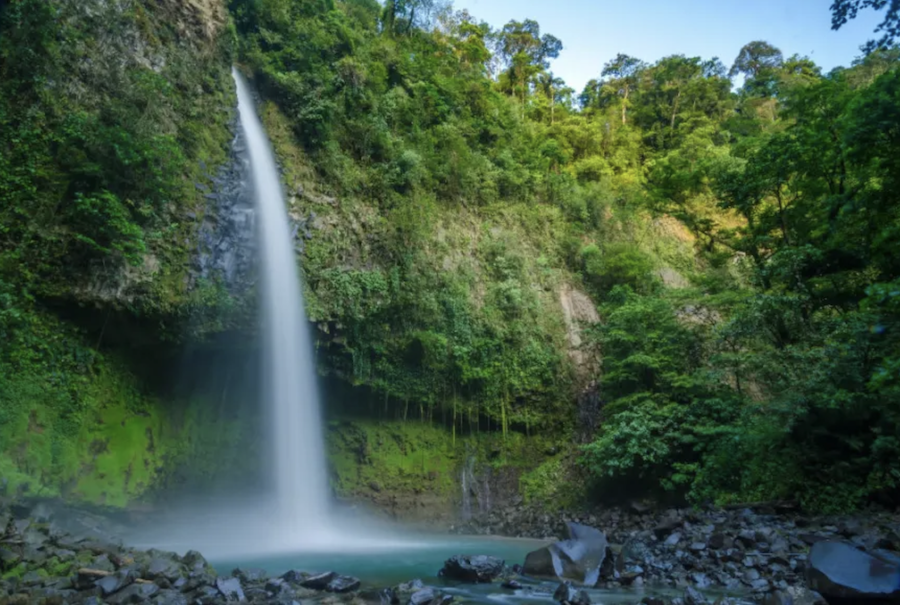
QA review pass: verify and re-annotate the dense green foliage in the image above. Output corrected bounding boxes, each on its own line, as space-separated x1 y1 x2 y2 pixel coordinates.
228 0 900 511
0 0 248 502
2 0 900 513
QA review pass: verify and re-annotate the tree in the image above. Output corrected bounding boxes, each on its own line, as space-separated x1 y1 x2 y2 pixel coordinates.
496 19 562 104
601 53 646 124
730 41 784 96
831 0 900 51
536 71 571 124
381 0 446 35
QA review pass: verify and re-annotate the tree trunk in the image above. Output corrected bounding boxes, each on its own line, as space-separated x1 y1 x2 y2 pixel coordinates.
671 90 681 131
775 186 791 246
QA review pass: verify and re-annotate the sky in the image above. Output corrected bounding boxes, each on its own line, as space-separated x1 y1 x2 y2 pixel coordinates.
450 0 884 93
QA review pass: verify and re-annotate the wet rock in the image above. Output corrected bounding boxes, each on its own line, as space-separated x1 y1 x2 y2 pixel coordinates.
95 569 135 596
736 530 757 549
502 580 523 590
665 532 682 547
808 540 900 602
281 569 308 584
523 522 608 584
152 590 190 605
216 576 246 601
397 579 425 593
189 584 221 603
182 550 211 574
409 587 437 605
440 555 505 583
683 586 708 605
552 582 590 605
232 567 267 583
147 556 183 582
0 547 21 568
654 512 684 539
92 553 116 573
21 570 45 586
690 572 711 589
301 571 338 590
327 574 361 593
364 587 400 604
743 568 761 583
107 581 161 603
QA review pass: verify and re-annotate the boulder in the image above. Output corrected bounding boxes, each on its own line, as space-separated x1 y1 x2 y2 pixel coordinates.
440 555 505 583
523 522 608 585
409 587 437 605
95 569 135 596
300 571 337 590
216 576 246 601
807 541 900 602
327 574 361 593
146 556 183 582
553 582 591 605
182 550 213 574
653 512 684 539
106 581 160 603
153 590 190 605
684 586 708 605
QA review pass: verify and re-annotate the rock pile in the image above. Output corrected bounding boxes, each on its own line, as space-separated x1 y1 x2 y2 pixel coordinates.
0 503 370 604
457 503 900 603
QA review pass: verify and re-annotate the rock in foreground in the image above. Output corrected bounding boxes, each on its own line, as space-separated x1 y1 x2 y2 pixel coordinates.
807 540 900 602
523 522 608 585
439 555 506 583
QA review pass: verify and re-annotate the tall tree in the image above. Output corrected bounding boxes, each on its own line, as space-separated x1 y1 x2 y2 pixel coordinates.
730 40 784 96
601 53 646 124
496 19 562 104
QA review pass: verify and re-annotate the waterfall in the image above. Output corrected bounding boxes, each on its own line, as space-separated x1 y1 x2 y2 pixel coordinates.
140 71 425 558
233 68 330 530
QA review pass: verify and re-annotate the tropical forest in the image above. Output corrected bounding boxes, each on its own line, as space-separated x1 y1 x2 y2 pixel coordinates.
0 0 899 603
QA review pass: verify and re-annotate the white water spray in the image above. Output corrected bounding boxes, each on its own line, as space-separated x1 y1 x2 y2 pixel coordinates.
233 68 330 532
138 70 435 559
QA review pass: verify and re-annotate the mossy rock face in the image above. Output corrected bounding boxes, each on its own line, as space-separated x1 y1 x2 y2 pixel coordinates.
325 418 557 524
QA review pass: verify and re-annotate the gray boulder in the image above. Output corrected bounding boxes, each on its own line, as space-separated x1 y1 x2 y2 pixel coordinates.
523 522 608 585
807 541 900 602
440 555 505 583
216 576 246 601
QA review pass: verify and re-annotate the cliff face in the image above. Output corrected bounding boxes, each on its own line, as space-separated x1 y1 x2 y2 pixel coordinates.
0 0 259 506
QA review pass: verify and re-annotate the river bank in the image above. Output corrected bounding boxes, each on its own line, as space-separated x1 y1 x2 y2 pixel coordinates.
1 497 898 604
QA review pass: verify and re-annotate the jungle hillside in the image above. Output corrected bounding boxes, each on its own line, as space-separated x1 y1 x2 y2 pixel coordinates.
0 0 899 515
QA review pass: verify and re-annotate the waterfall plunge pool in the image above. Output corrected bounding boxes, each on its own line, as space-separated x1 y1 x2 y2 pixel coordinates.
206 534 696 605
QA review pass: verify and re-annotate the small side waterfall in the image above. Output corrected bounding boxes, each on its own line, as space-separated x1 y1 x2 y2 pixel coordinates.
233 68 330 530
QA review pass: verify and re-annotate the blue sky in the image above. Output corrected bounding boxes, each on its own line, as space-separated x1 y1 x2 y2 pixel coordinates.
451 0 884 93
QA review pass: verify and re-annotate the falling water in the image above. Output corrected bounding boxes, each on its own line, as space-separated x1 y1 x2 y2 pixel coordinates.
233 68 330 530
139 70 431 558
